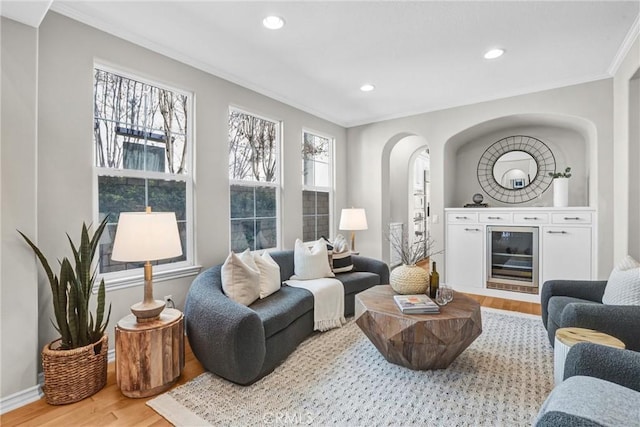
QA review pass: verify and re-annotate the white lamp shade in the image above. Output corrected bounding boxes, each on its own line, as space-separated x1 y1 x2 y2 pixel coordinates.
339 208 368 231
111 212 183 262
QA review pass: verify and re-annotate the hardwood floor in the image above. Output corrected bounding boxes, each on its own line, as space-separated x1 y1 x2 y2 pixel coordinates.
1 294 540 426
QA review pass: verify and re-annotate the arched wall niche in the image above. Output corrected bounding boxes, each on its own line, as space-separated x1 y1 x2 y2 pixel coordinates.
381 132 429 263
443 113 597 208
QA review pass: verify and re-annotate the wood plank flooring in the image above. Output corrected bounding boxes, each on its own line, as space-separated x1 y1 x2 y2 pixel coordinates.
1 293 541 426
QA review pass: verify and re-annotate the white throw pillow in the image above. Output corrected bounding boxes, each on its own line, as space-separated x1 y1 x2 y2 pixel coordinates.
291 239 335 280
221 250 260 306
602 255 640 305
254 251 281 298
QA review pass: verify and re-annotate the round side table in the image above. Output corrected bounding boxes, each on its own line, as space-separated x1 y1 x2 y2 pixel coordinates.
115 308 184 398
553 327 625 386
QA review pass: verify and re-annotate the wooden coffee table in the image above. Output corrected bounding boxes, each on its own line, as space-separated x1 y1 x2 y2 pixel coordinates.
355 285 482 370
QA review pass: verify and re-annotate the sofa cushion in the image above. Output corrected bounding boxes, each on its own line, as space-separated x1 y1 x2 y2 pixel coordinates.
602 255 640 306
291 239 335 280
221 250 260 306
251 286 314 338
535 376 640 426
254 251 281 299
336 271 380 295
547 296 599 328
332 251 354 273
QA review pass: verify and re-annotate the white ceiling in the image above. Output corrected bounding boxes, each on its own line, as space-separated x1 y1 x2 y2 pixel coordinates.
3 1 639 127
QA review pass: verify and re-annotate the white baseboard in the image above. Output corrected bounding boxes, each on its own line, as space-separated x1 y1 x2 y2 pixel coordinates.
0 385 44 415
0 348 116 415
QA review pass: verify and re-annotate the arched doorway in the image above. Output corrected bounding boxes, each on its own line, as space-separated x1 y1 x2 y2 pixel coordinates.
383 134 430 265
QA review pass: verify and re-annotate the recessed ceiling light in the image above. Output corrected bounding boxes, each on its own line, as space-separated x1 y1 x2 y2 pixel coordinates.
263 15 285 30
360 84 375 92
484 48 505 59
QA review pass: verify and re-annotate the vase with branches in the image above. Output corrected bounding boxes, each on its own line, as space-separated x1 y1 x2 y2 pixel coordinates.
387 230 443 294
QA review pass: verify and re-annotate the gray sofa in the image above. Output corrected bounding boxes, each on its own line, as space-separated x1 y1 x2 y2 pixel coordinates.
535 343 640 426
184 250 389 385
541 279 640 351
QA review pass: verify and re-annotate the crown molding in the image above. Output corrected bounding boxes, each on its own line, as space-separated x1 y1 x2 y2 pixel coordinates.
608 13 640 76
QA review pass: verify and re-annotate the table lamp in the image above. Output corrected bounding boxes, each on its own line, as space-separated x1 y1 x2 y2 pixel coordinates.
111 207 182 322
339 208 368 252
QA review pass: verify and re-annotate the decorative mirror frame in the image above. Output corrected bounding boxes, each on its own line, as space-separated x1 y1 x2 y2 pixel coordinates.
477 135 556 204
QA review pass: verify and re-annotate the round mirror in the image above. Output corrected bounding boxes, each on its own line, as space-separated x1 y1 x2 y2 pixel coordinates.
492 151 537 189
477 135 555 204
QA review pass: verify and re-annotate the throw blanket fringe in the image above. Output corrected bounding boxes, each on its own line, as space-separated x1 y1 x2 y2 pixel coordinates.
284 278 346 331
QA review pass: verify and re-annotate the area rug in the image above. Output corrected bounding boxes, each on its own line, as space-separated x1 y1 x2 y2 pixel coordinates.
148 308 554 426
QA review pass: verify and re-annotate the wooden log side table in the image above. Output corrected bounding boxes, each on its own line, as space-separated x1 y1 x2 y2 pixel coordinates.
115 308 184 398
554 327 625 386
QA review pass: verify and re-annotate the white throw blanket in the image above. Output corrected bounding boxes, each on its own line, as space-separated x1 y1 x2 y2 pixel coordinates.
284 278 346 331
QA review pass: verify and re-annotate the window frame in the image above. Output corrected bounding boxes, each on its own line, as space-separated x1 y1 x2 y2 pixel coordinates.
93 63 198 290
302 129 334 243
228 106 282 252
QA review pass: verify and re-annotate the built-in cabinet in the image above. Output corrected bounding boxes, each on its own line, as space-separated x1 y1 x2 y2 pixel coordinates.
445 208 596 302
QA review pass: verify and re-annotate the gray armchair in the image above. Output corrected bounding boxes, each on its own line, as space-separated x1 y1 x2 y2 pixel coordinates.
535 343 640 426
541 279 640 351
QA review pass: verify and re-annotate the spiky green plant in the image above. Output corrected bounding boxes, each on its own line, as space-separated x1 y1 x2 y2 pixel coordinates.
19 218 112 350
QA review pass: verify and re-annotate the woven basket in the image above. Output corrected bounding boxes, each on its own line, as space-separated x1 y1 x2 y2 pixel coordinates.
41 334 108 405
390 264 429 295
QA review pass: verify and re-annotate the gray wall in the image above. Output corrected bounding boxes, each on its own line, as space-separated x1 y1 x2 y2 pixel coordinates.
1 11 347 401
347 79 614 282
613 35 640 261
1 17 39 398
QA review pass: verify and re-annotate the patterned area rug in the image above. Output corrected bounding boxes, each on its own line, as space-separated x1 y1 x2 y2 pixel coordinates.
148 308 553 426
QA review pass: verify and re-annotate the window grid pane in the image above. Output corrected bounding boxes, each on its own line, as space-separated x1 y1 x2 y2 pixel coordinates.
228 110 278 183
302 190 330 241
230 185 277 251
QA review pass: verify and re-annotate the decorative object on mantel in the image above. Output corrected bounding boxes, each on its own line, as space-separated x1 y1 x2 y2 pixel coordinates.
388 230 443 294
18 218 112 405
477 135 556 204
464 193 489 208
112 207 183 322
549 167 571 207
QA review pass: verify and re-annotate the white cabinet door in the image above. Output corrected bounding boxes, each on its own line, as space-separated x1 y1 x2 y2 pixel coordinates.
541 227 592 283
446 224 484 288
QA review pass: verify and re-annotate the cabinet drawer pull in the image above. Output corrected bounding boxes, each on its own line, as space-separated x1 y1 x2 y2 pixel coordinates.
464 228 481 232
564 217 581 220
455 216 468 219
523 216 538 220
487 216 501 220
547 230 567 234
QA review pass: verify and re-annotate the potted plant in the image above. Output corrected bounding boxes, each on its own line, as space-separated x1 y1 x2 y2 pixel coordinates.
549 167 571 207
18 217 112 405
388 230 442 294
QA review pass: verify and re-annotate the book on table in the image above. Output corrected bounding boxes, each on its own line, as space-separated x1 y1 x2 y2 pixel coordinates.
393 294 440 314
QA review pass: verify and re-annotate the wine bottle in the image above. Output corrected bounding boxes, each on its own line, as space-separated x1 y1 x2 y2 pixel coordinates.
429 261 440 299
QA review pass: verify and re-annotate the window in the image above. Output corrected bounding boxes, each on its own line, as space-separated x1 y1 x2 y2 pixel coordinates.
302 131 333 241
93 67 193 279
228 108 280 252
